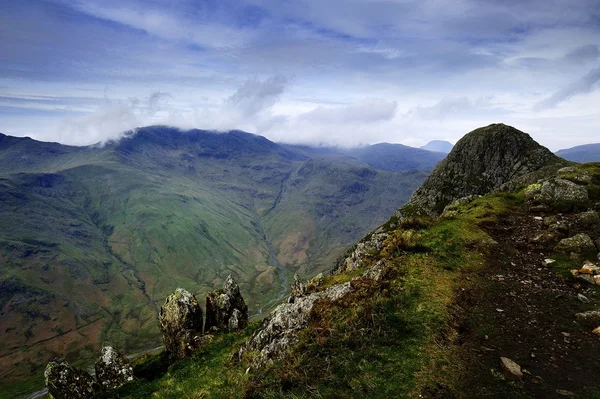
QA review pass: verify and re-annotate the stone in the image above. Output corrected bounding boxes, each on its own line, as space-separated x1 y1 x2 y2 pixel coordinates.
45 358 98 399
238 282 352 365
543 259 556 266
290 273 306 298
576 210 600 227
94 346 134 390
205 275 248 333
334 233 388 274
534 178 589 212
578 293 590 303
158 288 204 361
556 234 597 256
575 310 600 327
362 260 387 282
593 327 600 336
557 166 593 185
500 357 523 381
556 389 577 397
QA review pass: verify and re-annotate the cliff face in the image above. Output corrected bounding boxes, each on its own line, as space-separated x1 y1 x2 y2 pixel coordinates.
402 123 566 216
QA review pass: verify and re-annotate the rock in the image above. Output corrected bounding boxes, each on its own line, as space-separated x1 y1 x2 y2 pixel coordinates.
578 293 590 303
575 310 600 327
524 183 543 200
94 346 134 390
593 326 600 336
533 178 589 212
205 275 248 333
362 260 387 282
45 358 98 399
290 273 306 298
543 259 556 266
499 357 523 381
334 233 388 274
158 288 204 361
441 195 481 217
556 389 577 397
556 234 597 256
575 210 600 227
557 166 593 185
239 282 352 365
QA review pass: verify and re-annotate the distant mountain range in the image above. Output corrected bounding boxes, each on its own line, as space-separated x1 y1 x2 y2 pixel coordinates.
556 143 600 163
0 126 446 387
420 140 453 153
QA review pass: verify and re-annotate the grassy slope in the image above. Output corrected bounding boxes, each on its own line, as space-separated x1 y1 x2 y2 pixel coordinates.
0 128 428 393
115 163 600 398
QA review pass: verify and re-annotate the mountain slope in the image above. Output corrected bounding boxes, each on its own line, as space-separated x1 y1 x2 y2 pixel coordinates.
113 124 600 399
0 126 430 391
556 143 600 163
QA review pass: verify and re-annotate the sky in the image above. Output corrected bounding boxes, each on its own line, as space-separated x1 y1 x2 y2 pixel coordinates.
1 0 599 150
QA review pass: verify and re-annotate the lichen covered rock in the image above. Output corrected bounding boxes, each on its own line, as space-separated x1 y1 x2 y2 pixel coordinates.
557 166 592 185
334 232 388 274
556 233 597 256
239 282 352 365
205 275 248 333
575 210 600 228
289 273 306 300
45 358 98 399
94 346 134 390
158 288 204 361
532 178 589 212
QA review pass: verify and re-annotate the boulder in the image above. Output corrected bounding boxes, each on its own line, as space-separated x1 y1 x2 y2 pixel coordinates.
575 310 600 327
45 358 98 399
94 346 134 390
575 210 600 228
533 179 589 212
500 357 523 381
158 288 204 361
557 167 592 185
205 275 248 333
290 273 306 298
556 234 597 256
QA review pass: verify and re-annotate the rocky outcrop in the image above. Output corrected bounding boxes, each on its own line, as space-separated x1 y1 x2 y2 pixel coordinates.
526 179 589 212
290 273 306 299
205 275 248 333
556 234 597 257
334 232 388 274
158 288 204 361
400 124 564 216
94 346 134 390
45 358 98 399
557 166 593 185
238 282 353 365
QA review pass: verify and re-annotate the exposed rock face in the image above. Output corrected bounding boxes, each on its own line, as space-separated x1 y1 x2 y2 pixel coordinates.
45 358 98 399
290 273 306 298
555 234 597 256
158 288 204 361
401 124 564 216
528 179 589 212
334 232 388 274
94 346 134 390
557 166 592 185
239 282 352 365
205 275 248 333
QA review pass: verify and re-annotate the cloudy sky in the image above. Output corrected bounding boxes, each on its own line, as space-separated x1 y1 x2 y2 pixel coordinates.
1 0 599 150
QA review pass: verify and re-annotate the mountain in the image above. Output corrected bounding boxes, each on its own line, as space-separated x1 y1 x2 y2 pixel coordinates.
420 139 453 153
105 123 600 399
404 123 567 216
0 126 433 393
556 143 600 163
284 142 447 172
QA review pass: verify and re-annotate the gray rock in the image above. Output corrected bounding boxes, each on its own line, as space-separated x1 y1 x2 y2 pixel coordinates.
334 233 388 274
290 273 306 298
500 357 523 381
205 275 248 333
575 210 600 227
577 293 590 303
239 282 352 365
575 310 600 327
158 288 204 361
557 166 592 185
362 260 387 282
45 358 98 399
556 234 597 256
533 179 589 212
94 346 134 390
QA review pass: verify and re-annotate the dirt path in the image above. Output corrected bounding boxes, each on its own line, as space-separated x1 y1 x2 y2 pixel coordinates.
450 209 600 398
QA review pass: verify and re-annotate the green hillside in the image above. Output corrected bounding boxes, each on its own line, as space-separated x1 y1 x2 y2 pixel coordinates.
0 126 430 394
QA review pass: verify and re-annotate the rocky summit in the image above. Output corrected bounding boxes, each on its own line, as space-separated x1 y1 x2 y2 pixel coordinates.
402 123 566 216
